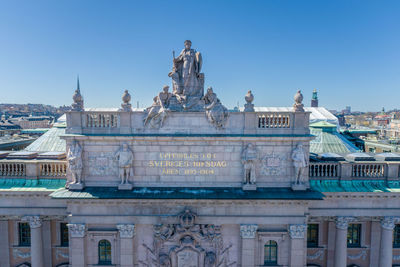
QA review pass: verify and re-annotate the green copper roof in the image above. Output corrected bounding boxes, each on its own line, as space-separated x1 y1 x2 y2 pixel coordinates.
310 179 400 193
25 126 66 152
310 121 336 128
0 178 66 191
50 187 324 200
310 126 361 154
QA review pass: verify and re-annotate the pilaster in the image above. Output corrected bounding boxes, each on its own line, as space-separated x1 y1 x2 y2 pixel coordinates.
68 223 86 267
240 224 258 267
288 224 306 267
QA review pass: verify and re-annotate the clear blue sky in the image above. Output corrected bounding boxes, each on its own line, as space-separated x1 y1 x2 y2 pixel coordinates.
0 0 399 111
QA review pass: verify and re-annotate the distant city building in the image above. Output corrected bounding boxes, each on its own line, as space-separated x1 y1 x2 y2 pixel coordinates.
311 88 318 107
10 115 53 129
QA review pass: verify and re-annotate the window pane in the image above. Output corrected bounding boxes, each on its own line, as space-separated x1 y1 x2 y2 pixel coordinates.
264 240 278 265
98 239 112 264
60 223 69 246
394 225 400 247
307 224 319 247
347 224 361 247
19 222 31 246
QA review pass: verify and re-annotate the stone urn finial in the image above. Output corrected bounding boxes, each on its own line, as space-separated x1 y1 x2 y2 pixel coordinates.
120 90 132 112
244 90 255 112
71 77 84 111
293 90 304 112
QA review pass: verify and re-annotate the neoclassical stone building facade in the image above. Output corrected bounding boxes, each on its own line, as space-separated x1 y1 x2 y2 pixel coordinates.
1 41 400 267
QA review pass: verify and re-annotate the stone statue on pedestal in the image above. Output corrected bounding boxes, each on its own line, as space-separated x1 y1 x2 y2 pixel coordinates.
114 143 134 185
168 40 205 111
203 87 229 129
292 143 308 185
120 90 132 112
144 86 172 128
68 140 83 185
241 143 257 186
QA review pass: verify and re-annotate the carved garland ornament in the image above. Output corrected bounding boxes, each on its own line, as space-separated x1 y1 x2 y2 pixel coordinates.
67 223 86 238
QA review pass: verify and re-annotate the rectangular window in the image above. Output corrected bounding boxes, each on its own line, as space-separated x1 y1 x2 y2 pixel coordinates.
394 225 400 248
60 223 69 247
347 224 361 247
18 222 31 246
307 224 319 247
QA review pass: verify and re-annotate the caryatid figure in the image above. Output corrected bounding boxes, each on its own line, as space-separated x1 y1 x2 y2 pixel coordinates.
114 143 134 184
292 143 309 184
241 143 258 184
68 140 83 184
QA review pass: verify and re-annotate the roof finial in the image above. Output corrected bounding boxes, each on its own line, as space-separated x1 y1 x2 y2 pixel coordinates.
77 75 80 92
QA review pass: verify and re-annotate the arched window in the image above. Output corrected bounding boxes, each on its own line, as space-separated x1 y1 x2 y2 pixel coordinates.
98 239 112 265
264 240 278 265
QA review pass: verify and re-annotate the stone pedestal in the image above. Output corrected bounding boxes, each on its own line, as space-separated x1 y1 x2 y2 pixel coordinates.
379 217 395 267
117 224 135 267
23 216 44 267
242 183 257 191
69 183 84 190
118 183 133 190
68 224 86 267
240 224 258 267
334 217 353 267
291 183 307 191
288 224 306 267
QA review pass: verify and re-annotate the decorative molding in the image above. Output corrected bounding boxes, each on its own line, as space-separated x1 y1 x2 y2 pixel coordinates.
67 223 86 238
307 249 324 260
22 215 42 229
335 216 356 230
13 248 30 259
117 224 135 238
347 249 367 260
288 224 306 239
381 216 396 230
240 224 258 239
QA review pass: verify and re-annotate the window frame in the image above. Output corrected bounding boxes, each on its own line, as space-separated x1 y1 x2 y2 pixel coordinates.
307 224 319 248
18 222 31 247
264 240 278 266
98 239 112 265
60 222 69 247
394 224 400 248
347 223 361 248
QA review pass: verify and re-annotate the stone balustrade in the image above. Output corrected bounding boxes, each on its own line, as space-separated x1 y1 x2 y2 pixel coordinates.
66 109 310 135
309 162 340 178
257 112 292 128
0 160 67 179
309 161 399 179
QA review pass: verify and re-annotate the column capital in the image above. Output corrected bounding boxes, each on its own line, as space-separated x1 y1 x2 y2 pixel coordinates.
117 224 135 238
240 224 258 239
381 216 397 230
67 223 86 238
335 216 355 230
289 224 306 239
22 215 42 229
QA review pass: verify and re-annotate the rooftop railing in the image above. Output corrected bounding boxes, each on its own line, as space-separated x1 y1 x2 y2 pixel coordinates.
0 160 67 179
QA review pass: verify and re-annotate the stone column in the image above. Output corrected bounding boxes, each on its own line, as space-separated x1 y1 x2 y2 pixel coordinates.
240 224 258 267
117 224 135 267
288 224 307 267
334 216 354 267
379 216 396 267
23 216 44 267
0 220 10 267
68 223 86 267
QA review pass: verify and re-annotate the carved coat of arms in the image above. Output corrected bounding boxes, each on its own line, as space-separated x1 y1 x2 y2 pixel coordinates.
261 153 286 176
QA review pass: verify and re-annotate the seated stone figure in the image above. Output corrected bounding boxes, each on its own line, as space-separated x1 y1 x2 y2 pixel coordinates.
203 87 229 129
143 86 172 128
